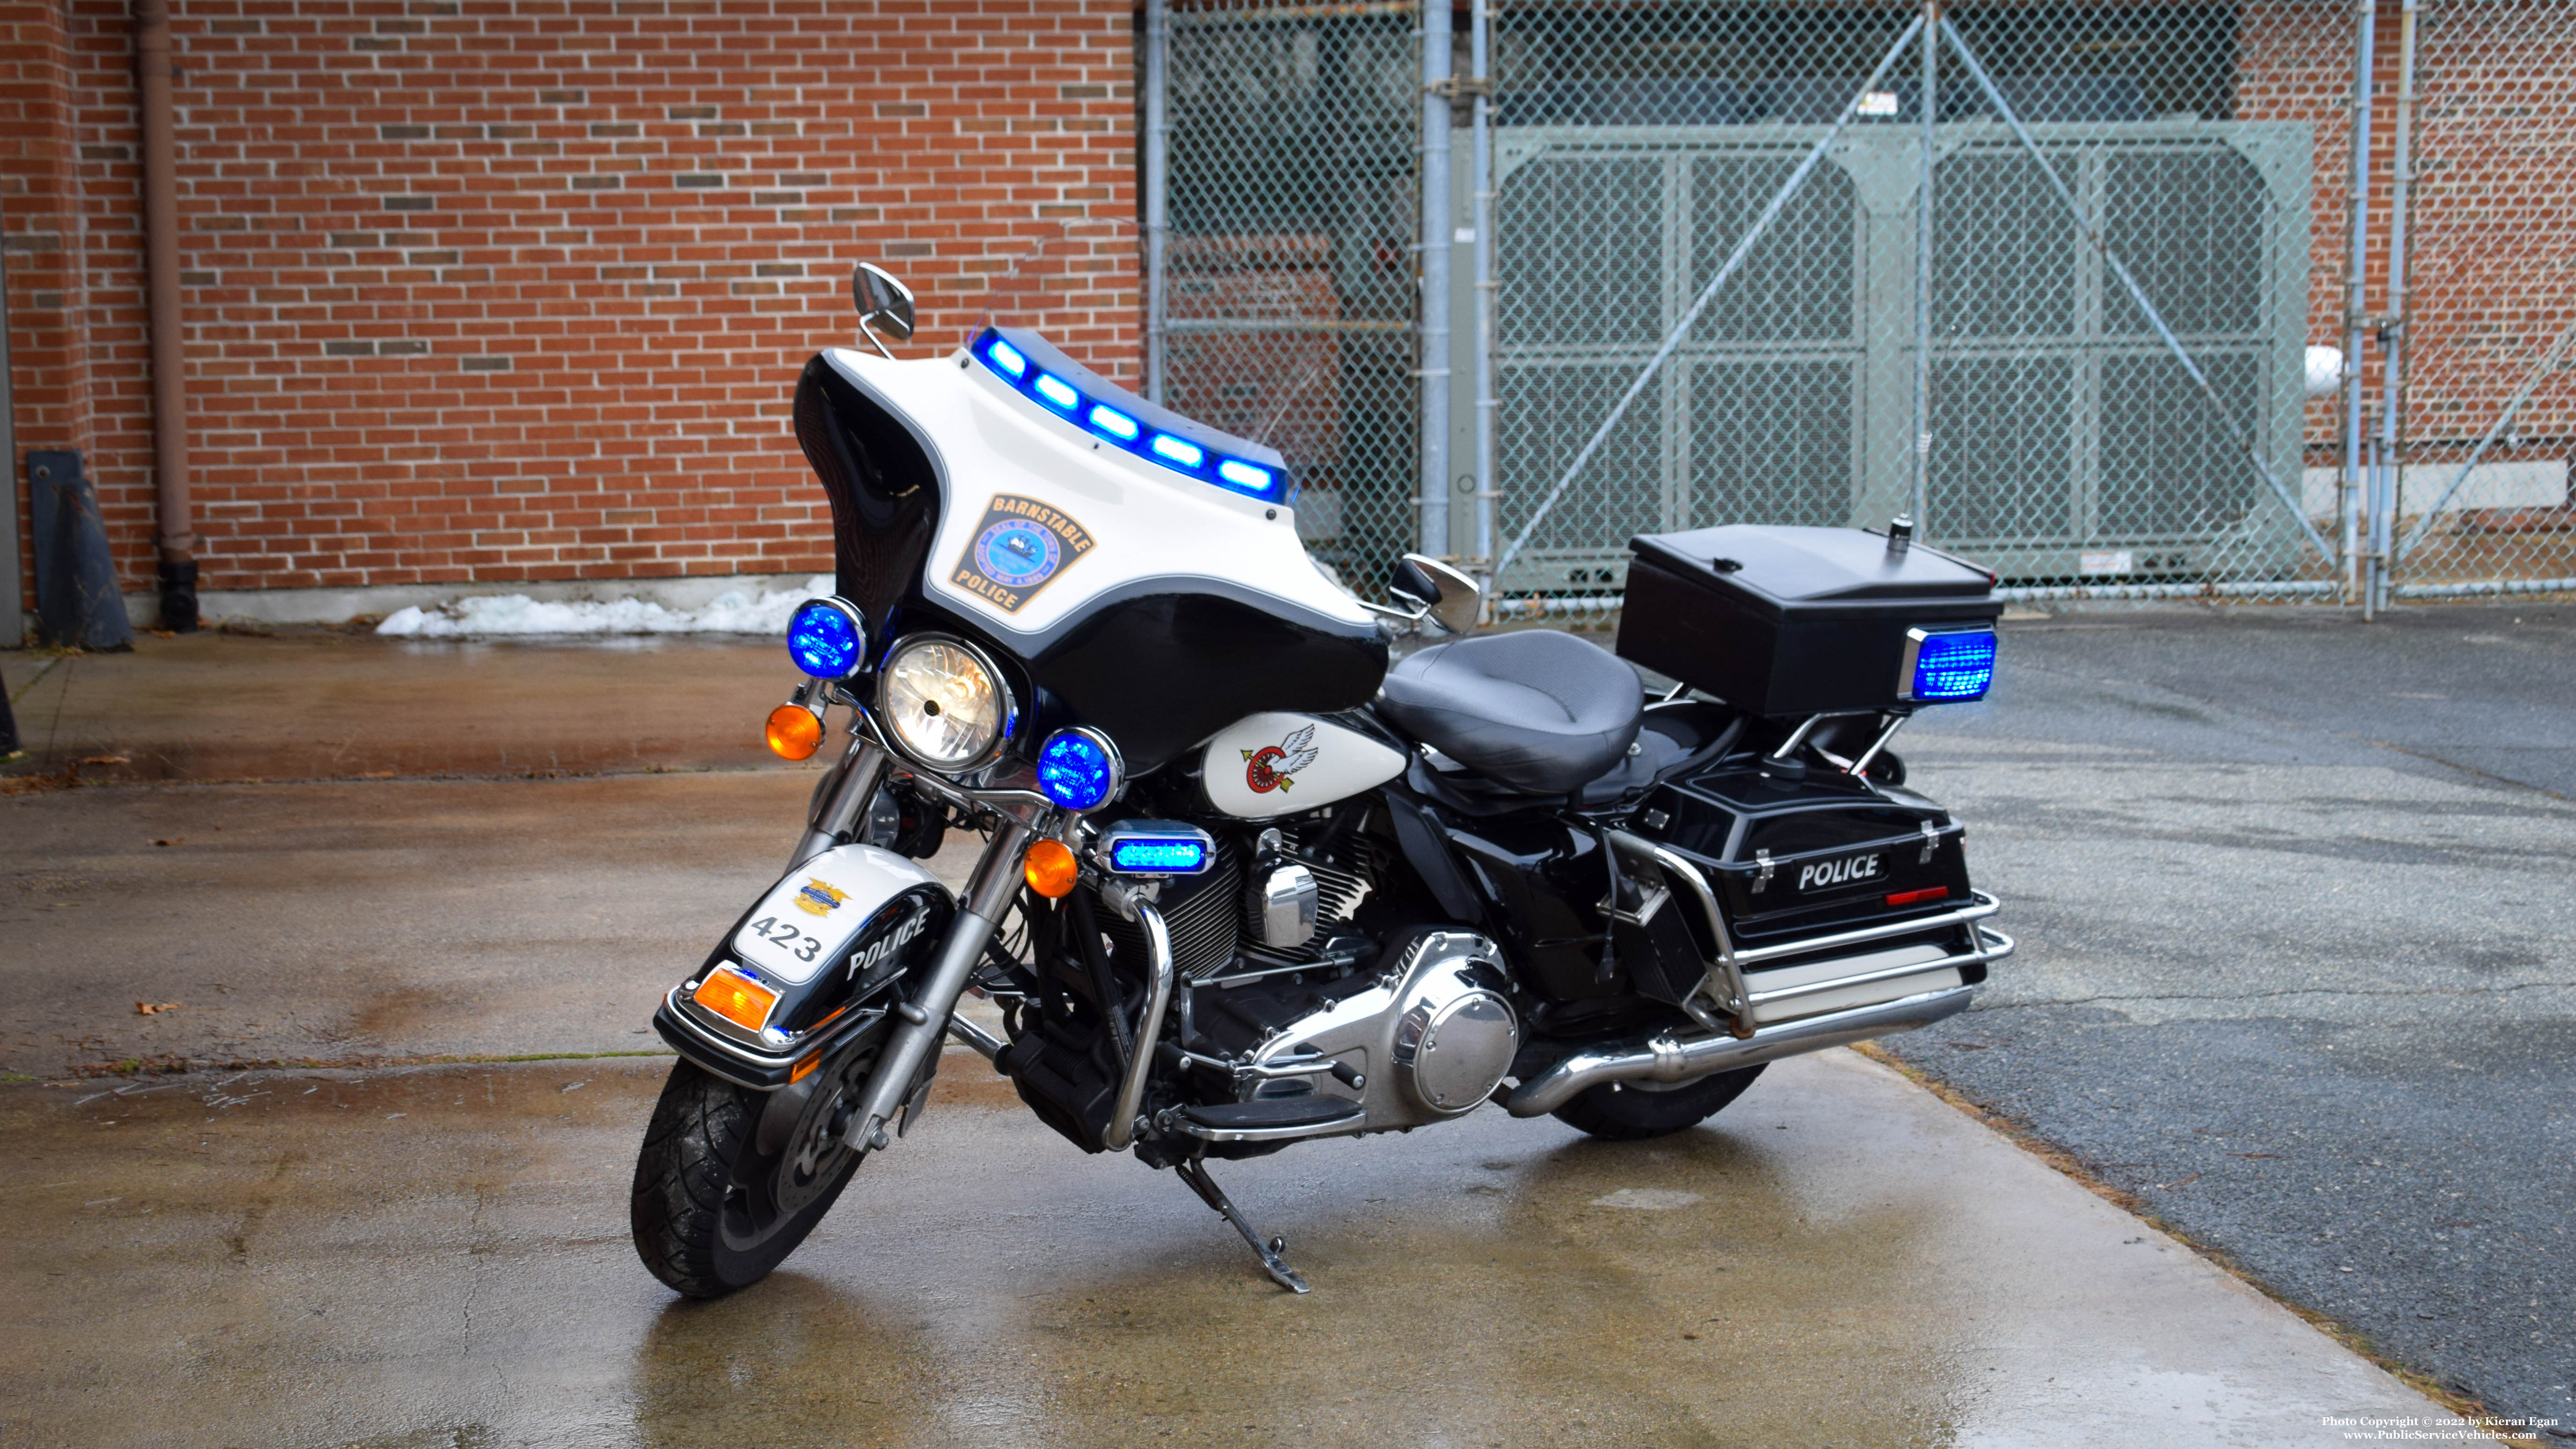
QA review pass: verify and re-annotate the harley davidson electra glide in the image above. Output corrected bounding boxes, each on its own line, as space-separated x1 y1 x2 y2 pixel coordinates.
630 265 2015 1296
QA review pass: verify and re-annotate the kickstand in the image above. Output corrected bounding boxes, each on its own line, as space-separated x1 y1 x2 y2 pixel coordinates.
1174 1157 1310 1294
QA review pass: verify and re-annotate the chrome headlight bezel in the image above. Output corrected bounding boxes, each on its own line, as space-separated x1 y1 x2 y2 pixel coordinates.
874 632 1017 774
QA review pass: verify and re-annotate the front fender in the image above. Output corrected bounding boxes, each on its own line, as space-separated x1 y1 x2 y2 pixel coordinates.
655 843 956 1090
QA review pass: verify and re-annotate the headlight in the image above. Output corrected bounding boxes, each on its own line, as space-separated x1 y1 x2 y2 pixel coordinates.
878 635 1011 770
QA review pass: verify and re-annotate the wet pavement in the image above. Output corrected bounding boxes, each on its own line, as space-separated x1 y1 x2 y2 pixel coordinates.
1893 605 2576 1439
2 632 786 781
0 769 979 1078
2 620 2546 1443
0 1050 2451 1449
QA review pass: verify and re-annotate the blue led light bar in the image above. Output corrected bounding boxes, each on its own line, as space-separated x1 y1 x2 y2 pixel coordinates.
1900 627 1997 703
972 328 1290 506
1032 373 1080 412
1035 727 1122 813
785 597 867 680
1095 819 1216 876
1216 458 1275 495
1109 837 1209 874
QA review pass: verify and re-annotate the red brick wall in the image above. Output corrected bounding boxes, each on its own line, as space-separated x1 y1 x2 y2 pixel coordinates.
2394 0 2576 450
2235 0 2361 452
2239 0 2576 459
4 0 1138 608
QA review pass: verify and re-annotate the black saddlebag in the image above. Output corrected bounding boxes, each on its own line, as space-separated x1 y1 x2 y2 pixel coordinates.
1615 524 1999 717
1637 761 1977 954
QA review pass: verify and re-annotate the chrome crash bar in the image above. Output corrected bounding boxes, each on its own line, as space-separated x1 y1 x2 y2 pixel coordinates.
1735 890 2004 968
1102 892 1176 1152
1505 924 2013 1117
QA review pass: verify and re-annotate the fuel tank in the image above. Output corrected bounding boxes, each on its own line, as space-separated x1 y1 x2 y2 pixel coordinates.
1199 710 1408 819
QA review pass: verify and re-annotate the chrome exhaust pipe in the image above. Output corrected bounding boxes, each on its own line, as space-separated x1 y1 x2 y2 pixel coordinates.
1505 980 1977 1118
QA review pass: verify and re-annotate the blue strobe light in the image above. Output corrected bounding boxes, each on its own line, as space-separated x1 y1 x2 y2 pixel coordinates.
786 597 867 680
1032 373 1081 413
972 328 1291 507
1900 627 1997 703
1109 836 1208 874
1035 727 1122 813
1095 820 1216 876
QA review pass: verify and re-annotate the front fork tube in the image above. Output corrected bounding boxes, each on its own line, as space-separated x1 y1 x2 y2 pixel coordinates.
842 814 1036 1153
789 737 892 872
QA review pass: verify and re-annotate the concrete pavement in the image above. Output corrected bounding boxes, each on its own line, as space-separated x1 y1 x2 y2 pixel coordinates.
0 622 2531 1444
1892 605 2576 1440
4 631 788 782
0 1050 2458 1448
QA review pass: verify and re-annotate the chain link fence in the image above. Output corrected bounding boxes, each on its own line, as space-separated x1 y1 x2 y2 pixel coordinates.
1154 0 1424 598
2385 0 2576 600
1151 0 2573 618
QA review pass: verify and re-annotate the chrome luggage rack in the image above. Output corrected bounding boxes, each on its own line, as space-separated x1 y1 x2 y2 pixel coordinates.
1607 830 2003 1039
1500 835 2011 1115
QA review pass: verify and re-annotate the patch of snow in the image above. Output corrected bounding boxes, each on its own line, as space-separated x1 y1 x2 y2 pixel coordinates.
1589 1188 1705 1211
376 577 834 637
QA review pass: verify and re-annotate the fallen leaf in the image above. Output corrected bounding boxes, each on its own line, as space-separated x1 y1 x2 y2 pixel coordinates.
79 755 132 767
134 1002 183 1016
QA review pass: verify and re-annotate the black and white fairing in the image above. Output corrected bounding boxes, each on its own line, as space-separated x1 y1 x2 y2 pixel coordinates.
792 329 1387 772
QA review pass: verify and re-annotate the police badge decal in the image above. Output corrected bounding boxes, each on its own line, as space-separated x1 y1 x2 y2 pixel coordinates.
951 494 1097 613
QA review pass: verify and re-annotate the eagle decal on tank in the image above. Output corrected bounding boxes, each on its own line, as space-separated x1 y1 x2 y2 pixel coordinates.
1201 712 1407 820
1242 724 1321 794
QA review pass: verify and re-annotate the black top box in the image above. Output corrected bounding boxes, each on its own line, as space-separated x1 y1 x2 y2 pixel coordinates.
1614 524 2001 717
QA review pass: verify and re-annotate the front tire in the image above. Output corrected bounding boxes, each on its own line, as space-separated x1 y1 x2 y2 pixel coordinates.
1550 1064 1765 1141
630 1059 864 1298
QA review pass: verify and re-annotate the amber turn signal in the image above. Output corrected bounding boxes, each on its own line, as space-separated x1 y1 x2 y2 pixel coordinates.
1023 838 1080 899
766 703 824 760
693 968 781 1033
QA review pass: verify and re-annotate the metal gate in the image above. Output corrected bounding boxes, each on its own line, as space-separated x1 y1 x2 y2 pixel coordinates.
1484 120 2315 596
1152 0 2573 613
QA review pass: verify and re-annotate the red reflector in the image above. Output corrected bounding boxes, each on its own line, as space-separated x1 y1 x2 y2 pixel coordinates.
1886 886 1950 907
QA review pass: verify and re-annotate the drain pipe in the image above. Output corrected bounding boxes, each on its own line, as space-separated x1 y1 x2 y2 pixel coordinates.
136 0 197 631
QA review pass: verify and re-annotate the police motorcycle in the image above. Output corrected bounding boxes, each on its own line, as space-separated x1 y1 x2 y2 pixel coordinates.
629 262 2015 1297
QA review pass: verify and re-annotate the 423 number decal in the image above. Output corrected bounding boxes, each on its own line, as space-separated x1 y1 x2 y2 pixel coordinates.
745 916 825 964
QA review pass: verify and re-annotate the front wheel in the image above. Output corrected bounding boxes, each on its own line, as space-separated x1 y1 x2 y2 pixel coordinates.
630 1059 865 1297
1549 1063 1766 1141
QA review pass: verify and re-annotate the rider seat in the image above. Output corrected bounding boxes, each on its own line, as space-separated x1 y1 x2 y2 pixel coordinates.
1376 630 1644 795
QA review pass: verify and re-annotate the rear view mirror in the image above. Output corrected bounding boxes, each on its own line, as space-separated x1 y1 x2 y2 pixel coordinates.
852 263 916 357
1390 554 1483 634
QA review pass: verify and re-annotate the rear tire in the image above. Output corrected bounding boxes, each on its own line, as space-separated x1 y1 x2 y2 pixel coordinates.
630 1059 864 1298
1549 1064 1766 1141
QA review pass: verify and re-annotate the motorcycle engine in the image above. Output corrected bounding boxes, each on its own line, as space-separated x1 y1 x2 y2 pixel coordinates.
1188 929 1520 1134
